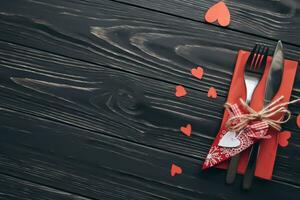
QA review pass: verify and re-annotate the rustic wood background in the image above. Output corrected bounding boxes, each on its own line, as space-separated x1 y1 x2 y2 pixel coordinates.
0 0 299 199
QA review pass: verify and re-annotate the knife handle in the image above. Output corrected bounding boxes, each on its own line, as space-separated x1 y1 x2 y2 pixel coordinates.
243 142 260 190
226 154 240 184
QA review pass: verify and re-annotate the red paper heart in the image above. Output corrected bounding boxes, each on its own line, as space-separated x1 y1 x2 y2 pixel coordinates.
175 85 187 97
204 1 231 27
180 124 192 136
207 87 217 98
191 66 204 79
170 164 182 176
297 114 300 128
278 131 291 147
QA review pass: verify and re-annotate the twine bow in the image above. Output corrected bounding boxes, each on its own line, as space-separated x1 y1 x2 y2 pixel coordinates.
225 96 300 134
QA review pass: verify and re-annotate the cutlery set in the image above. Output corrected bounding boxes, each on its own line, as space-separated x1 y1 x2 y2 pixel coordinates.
223 41 284 189
201 39 299 190
225 44 268 185
243 41 284 189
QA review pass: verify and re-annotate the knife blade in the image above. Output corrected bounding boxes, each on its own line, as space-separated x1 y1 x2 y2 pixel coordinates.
264 41 284 105
242 41 284 190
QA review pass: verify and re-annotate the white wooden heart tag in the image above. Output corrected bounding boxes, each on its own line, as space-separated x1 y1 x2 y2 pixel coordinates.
218 131 240 148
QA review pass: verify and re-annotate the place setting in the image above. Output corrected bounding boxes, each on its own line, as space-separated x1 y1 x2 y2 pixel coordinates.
202 40 299 189
1 0 300 199
169 1 300 191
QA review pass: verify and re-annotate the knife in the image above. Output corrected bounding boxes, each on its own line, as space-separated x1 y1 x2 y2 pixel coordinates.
242 41 284 189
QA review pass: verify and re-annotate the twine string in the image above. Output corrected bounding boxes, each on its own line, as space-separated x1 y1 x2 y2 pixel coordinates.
225 95 300 133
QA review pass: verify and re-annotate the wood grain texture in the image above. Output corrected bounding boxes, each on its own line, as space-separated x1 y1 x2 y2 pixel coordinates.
0 0 299 199
0 40 299 196
114 0 300 46
0 0 300 100
0 109 299 200
0 174 93 200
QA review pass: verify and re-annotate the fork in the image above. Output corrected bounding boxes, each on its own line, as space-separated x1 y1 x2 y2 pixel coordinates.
226 44 269 184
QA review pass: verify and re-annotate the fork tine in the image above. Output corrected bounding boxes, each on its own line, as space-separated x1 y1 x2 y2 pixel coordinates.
257 46 269 73
256 46 266 68
252 45 263 70
255 45 268 70
246 44 258 70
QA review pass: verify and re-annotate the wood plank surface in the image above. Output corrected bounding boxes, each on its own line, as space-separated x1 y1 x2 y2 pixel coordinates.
1 39 299 169
0 174 93 200
114 0 300 46
0 0 299 199
0 108 299 200
0 0 299 104
0 39 299 197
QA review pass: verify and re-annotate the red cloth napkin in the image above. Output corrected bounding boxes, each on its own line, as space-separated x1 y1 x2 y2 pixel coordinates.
202 50 298 180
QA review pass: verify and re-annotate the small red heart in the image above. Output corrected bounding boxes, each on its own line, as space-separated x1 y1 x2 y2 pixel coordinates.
278 131 291 147
207 87 217 98
297 114 300 128
204 1 231 27
170 163 182 176
175 85 187 97
191 66 204 79
180 124 192 136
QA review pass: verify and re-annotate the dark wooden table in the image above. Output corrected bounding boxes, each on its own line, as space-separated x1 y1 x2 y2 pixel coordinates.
0 0 299 199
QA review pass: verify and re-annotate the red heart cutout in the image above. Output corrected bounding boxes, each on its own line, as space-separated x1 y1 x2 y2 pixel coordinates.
204 1 231 27
207 87 217 98
180 124 192 136
175 85 187 97
191 66 204 79
278 131 291 147
297 114 300 128
170 163 182 176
